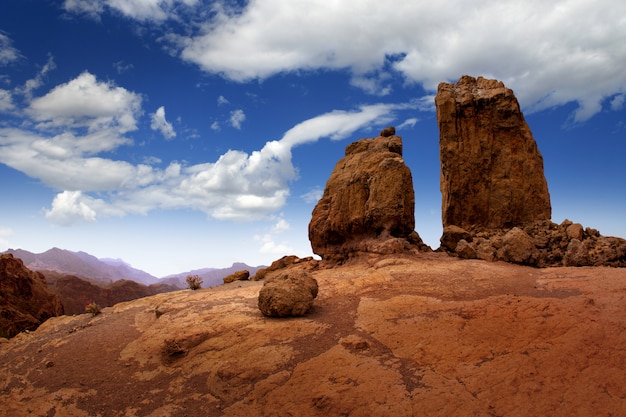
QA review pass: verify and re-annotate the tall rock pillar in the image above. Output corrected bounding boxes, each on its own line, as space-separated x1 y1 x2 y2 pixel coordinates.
436 75 551 231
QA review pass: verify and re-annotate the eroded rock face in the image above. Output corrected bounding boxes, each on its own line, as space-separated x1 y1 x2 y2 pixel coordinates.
309 128 427 262
436 75 551 231
257 270 318 317
0 254 64 338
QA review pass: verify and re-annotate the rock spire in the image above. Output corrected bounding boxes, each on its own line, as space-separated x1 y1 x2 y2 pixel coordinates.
436 75 551 231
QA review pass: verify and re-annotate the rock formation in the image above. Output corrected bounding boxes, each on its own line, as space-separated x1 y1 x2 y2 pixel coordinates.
0 254 64 338
436 76 626 267
436 75 551 231
223 270 250 284
309 127 428 262
257 270 318 317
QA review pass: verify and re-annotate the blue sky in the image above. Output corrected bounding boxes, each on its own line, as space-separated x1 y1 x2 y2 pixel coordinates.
1 0 624 277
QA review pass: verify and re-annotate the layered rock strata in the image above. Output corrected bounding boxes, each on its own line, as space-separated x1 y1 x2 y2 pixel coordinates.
309 128 428 262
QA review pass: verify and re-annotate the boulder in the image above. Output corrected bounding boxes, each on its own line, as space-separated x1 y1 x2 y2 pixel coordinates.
309 128 426 262
257 270 319 317
223 270 250 284
455 239 477 259
440 225 473 252
436 75 551 231
496 228 539 266
0 254 64 338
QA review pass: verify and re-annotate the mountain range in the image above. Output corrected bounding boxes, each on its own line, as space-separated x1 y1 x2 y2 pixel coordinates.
3 247 265 288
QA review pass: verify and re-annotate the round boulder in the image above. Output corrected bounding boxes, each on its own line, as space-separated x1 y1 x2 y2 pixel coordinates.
258 270 318 317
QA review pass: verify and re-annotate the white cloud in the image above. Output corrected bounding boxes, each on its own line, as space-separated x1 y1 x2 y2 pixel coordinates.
271 218 290 234
28 71 142 134
171 0 626 122
64 0 199 21
150 106 176 139
229 109 245 129
301 187 323 204
0 89 14 112
610 94 625 111
45 191 98 225
0 33 21 66
255 233 293 256
210 121 220 131
217 95 229 106
398 118 418 130
0 70 409 225
63 0 104 18
281 102 410 147
18 56 56 100
113 60 134 74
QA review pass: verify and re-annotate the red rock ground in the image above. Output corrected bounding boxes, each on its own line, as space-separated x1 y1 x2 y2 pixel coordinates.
1 252 625 416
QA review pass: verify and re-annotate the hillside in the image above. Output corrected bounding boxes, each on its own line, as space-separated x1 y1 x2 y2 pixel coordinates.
4 248 159 285
1 252 625 417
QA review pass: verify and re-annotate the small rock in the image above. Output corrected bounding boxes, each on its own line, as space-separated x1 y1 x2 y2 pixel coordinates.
258 270 318 317
455 239 477 259
379 126 396 137
566 223 584 240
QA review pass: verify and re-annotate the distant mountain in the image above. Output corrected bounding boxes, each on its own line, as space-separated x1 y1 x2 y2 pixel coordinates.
162 262 266 288
4 248 159 285
4 248 267 289
42 270 179 315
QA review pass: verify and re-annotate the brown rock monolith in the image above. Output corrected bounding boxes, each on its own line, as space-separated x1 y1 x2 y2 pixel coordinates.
309 128 425 262
436 75 551 231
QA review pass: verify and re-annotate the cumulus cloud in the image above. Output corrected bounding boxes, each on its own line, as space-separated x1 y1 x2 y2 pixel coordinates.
45 191 98 225
150 106 176 139
217 95 229 106
167 0 626 122
229 109 245 129
28 71 141 133
0 69 413 225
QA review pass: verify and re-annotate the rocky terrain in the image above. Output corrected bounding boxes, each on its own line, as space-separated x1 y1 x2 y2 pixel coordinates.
1 253 625 416
1 75 625 416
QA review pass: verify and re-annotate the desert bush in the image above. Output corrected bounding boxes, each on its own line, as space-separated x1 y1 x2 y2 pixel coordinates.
186 274 203 290
85 301 101 316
